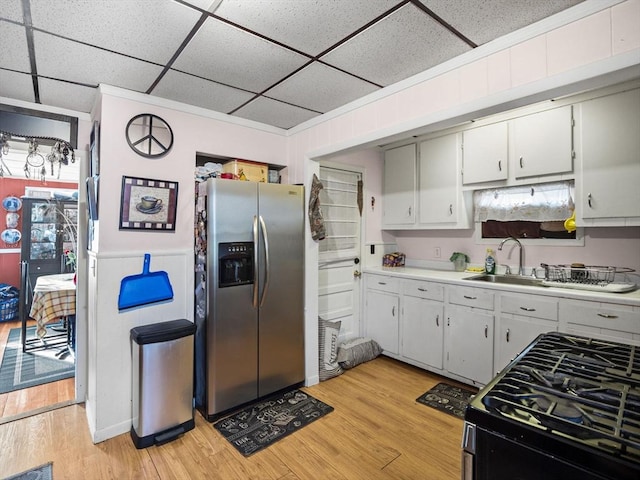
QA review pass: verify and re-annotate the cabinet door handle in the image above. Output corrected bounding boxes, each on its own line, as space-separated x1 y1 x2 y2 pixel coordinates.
519 156 523 168
587 193 593 208
447 317 450 327
392 306 395 317
378 282 387 285
418 287 427 292
519 306 536 312
498 160 502 171
484 325 488 338
506 328 510 342
408 206 412 217
435 314 439 327
597 313 618 319
449 204 453 215
463 295 477 300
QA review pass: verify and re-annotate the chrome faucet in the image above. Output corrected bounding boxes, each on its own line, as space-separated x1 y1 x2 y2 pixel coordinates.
498 236 523 276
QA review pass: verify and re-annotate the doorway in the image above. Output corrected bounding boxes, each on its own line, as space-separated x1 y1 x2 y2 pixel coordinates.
0 128 79 423
317 163 363 342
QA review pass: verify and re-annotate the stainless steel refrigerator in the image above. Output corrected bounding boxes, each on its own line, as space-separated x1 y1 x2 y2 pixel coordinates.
194 178 305 420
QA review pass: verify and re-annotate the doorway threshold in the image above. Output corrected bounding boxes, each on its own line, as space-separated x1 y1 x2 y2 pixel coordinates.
0 399 76 426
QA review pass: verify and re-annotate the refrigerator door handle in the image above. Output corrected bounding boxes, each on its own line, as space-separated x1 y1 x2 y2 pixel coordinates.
259 215 270 307
252 215 259 308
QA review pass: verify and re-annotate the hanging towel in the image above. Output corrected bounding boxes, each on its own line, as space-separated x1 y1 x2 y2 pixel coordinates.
309 173 326 241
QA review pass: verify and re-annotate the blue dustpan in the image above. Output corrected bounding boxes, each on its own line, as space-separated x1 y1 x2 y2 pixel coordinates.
118 253 174 310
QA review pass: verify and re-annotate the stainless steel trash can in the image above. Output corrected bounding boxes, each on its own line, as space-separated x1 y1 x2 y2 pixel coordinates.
130 318 196 449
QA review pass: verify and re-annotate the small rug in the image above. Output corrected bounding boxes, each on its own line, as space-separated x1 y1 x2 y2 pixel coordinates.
213 389 334 456
416 382 476 419
0 326 74 394
2 461 53 480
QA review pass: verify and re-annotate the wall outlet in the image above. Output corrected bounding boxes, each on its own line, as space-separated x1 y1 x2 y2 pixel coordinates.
434 247 441 258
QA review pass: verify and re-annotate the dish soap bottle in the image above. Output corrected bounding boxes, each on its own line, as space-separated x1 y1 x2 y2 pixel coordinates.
485 248 496 274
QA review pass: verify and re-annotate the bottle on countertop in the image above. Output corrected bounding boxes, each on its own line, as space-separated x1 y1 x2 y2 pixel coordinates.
485 248 496 274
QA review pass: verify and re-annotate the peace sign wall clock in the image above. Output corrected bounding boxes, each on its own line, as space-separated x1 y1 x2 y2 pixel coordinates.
126 114 174 158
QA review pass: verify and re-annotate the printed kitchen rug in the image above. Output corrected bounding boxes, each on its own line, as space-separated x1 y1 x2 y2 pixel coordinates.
2 461 53 480
416 382 476 419
0 326 74 394
213 389 334 456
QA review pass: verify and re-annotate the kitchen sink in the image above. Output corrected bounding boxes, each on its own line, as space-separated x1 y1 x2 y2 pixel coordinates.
464 274 545 287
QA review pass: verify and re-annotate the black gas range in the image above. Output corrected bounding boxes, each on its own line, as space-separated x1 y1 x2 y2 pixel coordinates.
462 332 640 480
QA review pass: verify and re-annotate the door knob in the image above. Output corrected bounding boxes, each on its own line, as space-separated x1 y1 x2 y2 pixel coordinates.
353 270 361 277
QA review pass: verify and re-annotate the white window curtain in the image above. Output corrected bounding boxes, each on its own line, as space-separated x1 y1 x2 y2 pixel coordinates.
474 181 574 222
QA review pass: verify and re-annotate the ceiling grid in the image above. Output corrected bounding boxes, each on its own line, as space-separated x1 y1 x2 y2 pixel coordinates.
0 0 586 129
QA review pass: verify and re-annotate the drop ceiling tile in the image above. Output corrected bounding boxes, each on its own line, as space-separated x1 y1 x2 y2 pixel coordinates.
172 17 309 92
152 69 256 113
322 3 470 87
38 78 97 113
0 22 30 71
420 0 584 46
0 70 35 104
34 31 164 92
29 0 203 64
214 0 399 56
233 96 319 129
0 0 23 22
266 62 379 113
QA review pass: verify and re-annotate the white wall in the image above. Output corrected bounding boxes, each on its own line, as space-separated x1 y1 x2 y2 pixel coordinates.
86 89 289 442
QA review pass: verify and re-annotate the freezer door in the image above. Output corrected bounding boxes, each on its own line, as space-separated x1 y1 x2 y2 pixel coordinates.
205 179 258 416
257 183 305 397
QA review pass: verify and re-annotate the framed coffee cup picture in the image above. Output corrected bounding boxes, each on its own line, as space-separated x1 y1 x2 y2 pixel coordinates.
119 175 178 231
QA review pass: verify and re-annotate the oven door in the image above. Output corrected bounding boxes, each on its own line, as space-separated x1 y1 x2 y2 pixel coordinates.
464 425 615 480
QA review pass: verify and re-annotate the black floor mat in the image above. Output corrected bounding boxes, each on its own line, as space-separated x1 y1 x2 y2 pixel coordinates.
416 382 476 419
213 389 334 456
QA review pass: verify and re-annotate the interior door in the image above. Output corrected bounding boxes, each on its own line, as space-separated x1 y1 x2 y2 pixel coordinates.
317 165 363 341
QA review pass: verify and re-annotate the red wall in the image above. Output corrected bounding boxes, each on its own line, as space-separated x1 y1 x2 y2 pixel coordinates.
1 177 78 288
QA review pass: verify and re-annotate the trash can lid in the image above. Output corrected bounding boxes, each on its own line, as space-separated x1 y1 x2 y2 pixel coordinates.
131 319 196 345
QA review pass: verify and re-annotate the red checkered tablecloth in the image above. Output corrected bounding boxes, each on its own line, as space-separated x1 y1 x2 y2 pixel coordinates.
29 273 76 338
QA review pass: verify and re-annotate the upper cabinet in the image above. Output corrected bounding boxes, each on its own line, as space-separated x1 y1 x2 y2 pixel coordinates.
380 81 638 230
577 88 640 225
382 144 416 228
462 122 509 185
512 105 574 179
418 133 471 228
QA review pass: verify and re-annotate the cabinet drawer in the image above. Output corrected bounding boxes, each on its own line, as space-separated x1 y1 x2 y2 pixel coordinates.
560 300 640 335
501 293 558 321
402 279 444 302
366 275 399 294
448 287 494 310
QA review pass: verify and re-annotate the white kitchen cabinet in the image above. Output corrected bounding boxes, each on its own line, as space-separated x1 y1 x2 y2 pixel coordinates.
445 286 495 385
418 133 471 228
512 105 574 179
462 122 508 185
383 144 416 227
578 88 640 223
494 292 558 373
559 299 640 345
364 275 399 354
401 280 444 369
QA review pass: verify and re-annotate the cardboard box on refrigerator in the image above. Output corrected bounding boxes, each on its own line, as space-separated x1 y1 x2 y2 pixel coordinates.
222 160 268 182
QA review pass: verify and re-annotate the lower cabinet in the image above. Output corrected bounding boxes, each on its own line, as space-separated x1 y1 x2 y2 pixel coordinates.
401 280 444 369
362 273 639 388
494 292 558 373
364 275 400 355
559 299 640 345
445 304 495 386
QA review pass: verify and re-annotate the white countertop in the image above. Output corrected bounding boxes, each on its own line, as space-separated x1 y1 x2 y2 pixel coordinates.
363 266 640 307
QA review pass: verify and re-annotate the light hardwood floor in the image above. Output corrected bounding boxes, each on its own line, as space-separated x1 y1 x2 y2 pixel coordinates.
0 355 472 479
0 319 75 420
